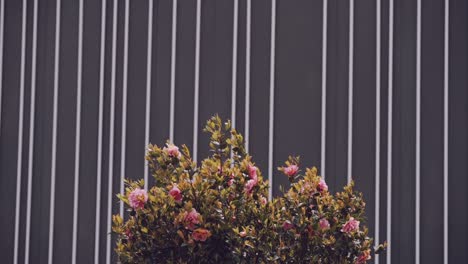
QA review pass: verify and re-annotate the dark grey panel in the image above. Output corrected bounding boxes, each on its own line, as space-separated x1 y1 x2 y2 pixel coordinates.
0 0 23 262
149 0 172 186
353 0 377 242
173 0 196 150
53 0 79 262
29 0 56 263
125 1 148 183
98 0 116 262
420 0 444 262
76 0 101 262
198 0 233 160
325 0 350 193
248 0 271 181
392 0 417 262
273 0 322 197
448 0 468 262
378 0 389 262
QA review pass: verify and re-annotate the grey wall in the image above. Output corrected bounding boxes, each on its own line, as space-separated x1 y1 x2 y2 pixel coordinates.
0 0 467 263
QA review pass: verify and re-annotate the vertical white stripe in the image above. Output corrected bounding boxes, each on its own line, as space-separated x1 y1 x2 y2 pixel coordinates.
374 0 381 263
71 0 84 262
347 0 354 184
144 0 153 190
386 0 394 262
415 0 422 262
25 0 38 262
192 0 201 163
14 0 27 262
443 0 449 263
48 0 61 263
94 0 107 262
244 0 251 153
231 0 238 130
106 0 118 262
268 0 276 200
169 0 177 143
0 0 4 135
120 0 129 219
320 0 328 179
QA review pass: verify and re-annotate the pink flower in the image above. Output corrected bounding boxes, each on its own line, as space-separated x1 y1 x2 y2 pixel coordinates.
283 164 299 177
228 178 234 186
163 143 181 158
169 185 183 203
341 217 360 233
192 228 211 242
185 208 201 230
283 220 294 231
319 218 330 230
247 164 258 180
317 178 328 192
356 250 371 264
128 188 148 210
239 231 247 237
244 179 257 194
260 196 267 206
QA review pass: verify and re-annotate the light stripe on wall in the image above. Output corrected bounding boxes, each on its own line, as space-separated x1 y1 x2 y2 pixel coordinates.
386 0 394 262
94 0 107 262
106 0 119 262
244 0 251 153
374 0 381 263
231 0 238 130
71 0 84 262
24 0 39 262
268 0 276 200
320 0 328 179
230 0 238 131
14 0 28 262
120 0 130 218
48 0 61 263
169 0 177 143
347 0 354 184
144 0 153 190
192 0 201 162
443 0 449 262
415 0 422 262
0 0 4 135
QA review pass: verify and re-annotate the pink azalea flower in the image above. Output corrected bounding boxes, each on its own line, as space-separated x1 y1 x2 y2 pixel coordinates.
317 178 328 192
185 208 201 230
341 217 360 233
244 179 257 194
247 164 258 180
283 164 299 177
163 143 181 158
128 188 148 210
228 178 234 186
192 228 211 242
239 231 247 237
356 250 371 264
169 185 183 203
260 196 268 206
319 218 330 230
283 220 294 231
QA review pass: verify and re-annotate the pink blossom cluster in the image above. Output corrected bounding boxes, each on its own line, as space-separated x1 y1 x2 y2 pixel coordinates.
163 143 181 159
341 217 360 233
244 164 259 194
128 188 148 210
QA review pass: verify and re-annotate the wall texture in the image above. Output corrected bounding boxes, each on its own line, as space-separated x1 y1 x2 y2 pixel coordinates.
0 0 467 263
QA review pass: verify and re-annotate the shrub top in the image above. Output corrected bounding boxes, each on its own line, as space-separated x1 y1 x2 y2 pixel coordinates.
113 115 385 263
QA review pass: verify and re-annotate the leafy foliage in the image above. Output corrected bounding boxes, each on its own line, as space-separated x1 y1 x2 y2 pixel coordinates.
112 115 384 263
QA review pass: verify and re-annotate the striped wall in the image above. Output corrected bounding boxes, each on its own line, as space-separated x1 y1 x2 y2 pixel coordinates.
0 0 467 263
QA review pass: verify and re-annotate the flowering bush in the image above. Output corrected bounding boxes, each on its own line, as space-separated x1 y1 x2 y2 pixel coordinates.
112 116 384 263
